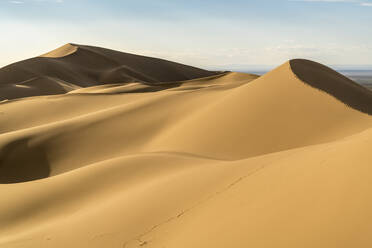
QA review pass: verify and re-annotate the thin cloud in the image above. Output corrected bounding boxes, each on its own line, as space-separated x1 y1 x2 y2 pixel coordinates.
290 0 372 7
8 0 63 3
35 0 64 2
289 0 356 2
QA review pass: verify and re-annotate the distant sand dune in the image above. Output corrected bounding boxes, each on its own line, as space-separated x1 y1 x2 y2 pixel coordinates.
40 43 78 58
0 44 219 100
0 45 372 248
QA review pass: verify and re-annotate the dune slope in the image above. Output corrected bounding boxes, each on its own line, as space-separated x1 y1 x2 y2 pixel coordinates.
0 44 219 100
0 48 372 248
290 59 372 115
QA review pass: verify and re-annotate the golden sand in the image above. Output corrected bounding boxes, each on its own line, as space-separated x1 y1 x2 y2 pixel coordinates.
0 45 371 248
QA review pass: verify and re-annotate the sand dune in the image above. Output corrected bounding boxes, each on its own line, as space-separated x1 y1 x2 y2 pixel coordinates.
0 45 372 248
0 43 219 100
40 43 78 58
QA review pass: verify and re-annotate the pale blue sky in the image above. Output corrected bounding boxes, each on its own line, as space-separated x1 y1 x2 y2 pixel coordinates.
0 0 371 69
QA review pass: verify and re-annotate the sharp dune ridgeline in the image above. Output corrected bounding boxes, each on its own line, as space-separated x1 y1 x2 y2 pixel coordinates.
1 44 372 248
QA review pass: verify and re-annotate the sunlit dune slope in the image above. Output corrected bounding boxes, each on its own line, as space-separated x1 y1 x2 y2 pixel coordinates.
40 43 78 58
0 47 372 248
147 61 372 159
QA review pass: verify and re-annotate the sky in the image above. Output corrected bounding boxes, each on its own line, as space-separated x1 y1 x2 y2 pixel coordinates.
0 0 372 70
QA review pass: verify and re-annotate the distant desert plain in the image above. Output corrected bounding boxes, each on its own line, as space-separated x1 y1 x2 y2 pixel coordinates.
1 44 372 248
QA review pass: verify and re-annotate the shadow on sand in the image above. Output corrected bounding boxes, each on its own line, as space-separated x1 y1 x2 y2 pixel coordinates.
0 138 50 184
290 59 372 115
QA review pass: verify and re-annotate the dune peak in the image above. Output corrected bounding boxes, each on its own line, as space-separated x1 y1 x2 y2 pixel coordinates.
289 59 372 115
39 43 78 58
0 44 220 100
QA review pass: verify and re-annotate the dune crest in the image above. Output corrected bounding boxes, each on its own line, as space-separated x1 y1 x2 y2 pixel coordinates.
0 44 220 100
39 43 78 58
1 45 372 248
289 59 372 115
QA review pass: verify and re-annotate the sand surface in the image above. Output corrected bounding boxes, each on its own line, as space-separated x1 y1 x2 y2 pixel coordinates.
0 44 219 101
1 45 372 248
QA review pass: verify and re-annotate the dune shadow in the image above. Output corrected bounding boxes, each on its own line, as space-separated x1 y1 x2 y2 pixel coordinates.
290 59 372 115
0 138 50 184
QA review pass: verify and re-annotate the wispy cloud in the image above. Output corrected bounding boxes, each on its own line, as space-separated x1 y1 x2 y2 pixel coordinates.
9 1 24 4
8 0 63 3
35 0 64 2
290 0 372 7
289 0 356 2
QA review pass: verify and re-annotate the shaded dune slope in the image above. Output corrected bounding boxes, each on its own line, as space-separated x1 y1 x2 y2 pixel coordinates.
290 59 372 115
1 49 372 248
0 44 219 100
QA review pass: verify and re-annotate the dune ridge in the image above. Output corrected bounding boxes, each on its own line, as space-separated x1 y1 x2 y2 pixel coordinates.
0 43 220 100
40 43 78 58
0 45 372 248
290 59 372 115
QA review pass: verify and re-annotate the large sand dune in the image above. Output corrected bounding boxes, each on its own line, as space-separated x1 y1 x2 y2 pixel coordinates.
0 44 219 100
0 45 372 248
